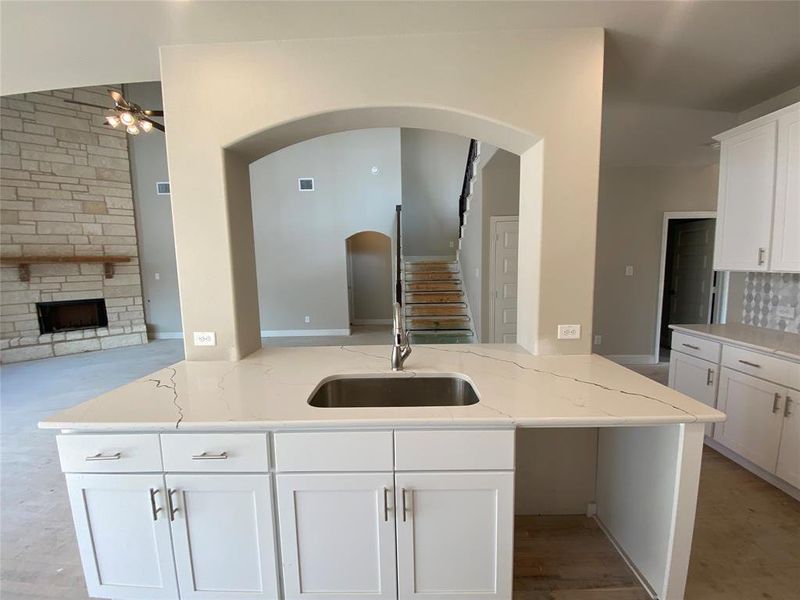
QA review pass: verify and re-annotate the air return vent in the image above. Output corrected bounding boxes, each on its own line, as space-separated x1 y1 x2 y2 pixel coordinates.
298 177 315 192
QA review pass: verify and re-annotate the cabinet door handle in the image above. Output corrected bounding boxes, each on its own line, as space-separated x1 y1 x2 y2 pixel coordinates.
401 488 411 522
149 488 162 521
772 393 781 414
706 368 714 386
383 487 390 522
167 488 179 521
191 451 228 460
682 343 700 350
758 247 766 266
738 360 761 369
785 396 793 418
85 452 121 461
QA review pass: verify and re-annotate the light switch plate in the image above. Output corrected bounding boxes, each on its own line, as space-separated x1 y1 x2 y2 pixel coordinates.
193 331 216 346
558 324 581 340
776 306 797 319
625 265 634 276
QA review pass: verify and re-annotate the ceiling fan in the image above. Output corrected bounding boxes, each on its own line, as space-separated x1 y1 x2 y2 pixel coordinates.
64 89 164 135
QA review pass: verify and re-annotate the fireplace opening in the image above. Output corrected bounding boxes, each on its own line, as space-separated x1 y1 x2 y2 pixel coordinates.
37 299 109 334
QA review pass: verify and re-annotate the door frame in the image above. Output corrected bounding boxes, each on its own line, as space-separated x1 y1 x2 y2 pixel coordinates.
653 211 716 364
489 216 519 343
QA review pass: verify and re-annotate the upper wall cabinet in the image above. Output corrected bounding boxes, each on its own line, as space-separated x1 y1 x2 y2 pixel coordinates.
713 102 800 273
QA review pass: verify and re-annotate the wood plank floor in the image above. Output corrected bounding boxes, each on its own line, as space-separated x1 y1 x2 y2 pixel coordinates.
513 516 650 599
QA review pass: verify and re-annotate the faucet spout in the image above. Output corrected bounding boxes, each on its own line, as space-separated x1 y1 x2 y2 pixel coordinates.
391 302 412 371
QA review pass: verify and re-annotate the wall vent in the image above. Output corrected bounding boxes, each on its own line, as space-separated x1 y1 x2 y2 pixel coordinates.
156 181 171 195
298 178 315 192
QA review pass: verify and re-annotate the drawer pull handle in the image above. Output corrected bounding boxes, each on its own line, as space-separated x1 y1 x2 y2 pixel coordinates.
168 488 179 521
738 360 761 369
786 396 793 418
706 368 714 386
85 452 121 461
191 451 228 460
758 247 766 266
772 393 781 414
682 343 700 350
402 488 411 522
149 488 162 521
383 487 391 522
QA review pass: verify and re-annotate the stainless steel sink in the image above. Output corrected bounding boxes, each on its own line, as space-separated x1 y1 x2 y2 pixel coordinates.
308 375 479 408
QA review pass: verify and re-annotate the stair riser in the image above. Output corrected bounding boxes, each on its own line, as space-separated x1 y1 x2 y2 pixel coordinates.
406 293 464 304
405 282 462 292
405 272 460 282
405 264 458 273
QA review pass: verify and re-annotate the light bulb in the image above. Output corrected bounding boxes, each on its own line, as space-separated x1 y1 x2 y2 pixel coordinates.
105 114 120 128
139 120 153 133
126 124 140 135
120 111 136 126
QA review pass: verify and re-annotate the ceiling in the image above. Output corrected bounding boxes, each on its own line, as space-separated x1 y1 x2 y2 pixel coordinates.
1 1 798 112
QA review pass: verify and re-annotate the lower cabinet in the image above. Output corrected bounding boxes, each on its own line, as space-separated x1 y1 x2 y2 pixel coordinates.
715 368 785 472
394 471 514 600
776 391 799 488
276 472 397 600
65 473 178 600
166 474 280 599
668 350 718 436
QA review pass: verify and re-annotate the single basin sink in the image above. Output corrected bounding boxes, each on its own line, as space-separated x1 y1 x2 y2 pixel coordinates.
308 375 479 408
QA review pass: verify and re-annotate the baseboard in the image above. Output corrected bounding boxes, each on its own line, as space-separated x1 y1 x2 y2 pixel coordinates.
594 516 658 599
704 438 800 501
150 332 184 340
351 319 392 325
260 328 350 337
604 354 658 365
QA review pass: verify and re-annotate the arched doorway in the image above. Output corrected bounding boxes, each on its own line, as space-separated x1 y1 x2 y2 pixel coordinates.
345 232 393 326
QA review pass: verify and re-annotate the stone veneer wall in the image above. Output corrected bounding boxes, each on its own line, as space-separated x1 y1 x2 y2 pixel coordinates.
0 86 147 363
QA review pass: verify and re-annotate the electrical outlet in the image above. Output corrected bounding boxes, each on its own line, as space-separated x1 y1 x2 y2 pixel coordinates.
557 324 581 340
193 331 216 346
776 306 797 319
594 334 602 345
625 265 634 276
304 316 311 324
154 272 160 280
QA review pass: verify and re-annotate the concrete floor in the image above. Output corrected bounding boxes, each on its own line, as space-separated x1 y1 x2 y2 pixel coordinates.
1 342 798 599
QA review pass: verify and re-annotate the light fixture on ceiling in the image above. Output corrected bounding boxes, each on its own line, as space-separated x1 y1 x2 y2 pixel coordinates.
65 89 165 136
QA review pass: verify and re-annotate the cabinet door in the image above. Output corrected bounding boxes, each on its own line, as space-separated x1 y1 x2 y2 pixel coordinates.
777 391 800 488
714 368 784 472
771 109 800 272
395 471 514 600
165 474 279 599
276 472 397 600
714 121 777 271
65 473 178 599
668 351 718 436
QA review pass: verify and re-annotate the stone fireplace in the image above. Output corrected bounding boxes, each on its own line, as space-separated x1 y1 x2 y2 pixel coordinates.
1 86 148 363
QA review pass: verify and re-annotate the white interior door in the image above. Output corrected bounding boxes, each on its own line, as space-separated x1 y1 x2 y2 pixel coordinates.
276 472 397 600
714 368 785 472
166 474 279 599
395 471 514 600
776 391 800 488
668 351 718 436
491 218 519 343
65 473 178 600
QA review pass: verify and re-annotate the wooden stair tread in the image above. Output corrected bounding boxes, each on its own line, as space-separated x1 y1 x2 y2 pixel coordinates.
405 271 460 281
405 281 462 292
406 292 464 304
407 318 471 330
405 263 458 273
405 305 468 317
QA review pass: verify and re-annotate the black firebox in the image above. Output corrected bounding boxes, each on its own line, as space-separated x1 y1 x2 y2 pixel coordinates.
36 299 109 334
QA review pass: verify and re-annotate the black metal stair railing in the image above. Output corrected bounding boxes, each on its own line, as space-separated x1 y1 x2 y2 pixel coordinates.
459 139 478 228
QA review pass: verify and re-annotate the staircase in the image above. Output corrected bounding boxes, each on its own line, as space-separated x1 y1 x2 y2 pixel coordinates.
403 259 474 344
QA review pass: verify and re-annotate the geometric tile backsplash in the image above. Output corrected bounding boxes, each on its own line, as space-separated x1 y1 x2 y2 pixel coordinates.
742 272 800 333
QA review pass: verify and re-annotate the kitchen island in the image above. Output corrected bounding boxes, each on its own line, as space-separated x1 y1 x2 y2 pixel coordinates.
41 344 725 600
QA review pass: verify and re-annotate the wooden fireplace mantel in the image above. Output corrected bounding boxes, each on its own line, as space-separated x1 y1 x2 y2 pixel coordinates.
0 256 132 281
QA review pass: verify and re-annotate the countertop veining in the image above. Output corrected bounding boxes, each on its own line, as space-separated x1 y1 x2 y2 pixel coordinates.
39 344 724 431
669 323 800 361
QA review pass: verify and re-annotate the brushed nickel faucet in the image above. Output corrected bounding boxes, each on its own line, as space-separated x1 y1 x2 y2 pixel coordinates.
391 302 412 371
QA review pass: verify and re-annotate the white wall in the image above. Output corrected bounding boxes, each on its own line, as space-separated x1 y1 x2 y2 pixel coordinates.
250 128 401 334
400 129 470 257
347 232 393 323
126 81 183 338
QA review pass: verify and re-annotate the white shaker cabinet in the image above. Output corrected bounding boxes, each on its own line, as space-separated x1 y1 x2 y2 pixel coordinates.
771 109 800 272
166 474 280 599
668 351 718 436
714 368 785 472
65 473 178 600
394 471 514 600
276 472 398 600
776 391 800 488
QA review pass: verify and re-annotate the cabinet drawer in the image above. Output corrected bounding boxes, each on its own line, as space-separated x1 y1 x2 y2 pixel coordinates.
722 345 798 388
274 430 393 472
671 332 721 363
394 429 515 471
57 434 162 473
161 433 269 472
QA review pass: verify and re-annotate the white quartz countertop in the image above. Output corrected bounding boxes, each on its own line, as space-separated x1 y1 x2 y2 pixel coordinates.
40 344 725 431
669 323 800 361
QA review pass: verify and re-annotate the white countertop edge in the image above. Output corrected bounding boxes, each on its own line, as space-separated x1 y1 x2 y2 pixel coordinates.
669 324 800 361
